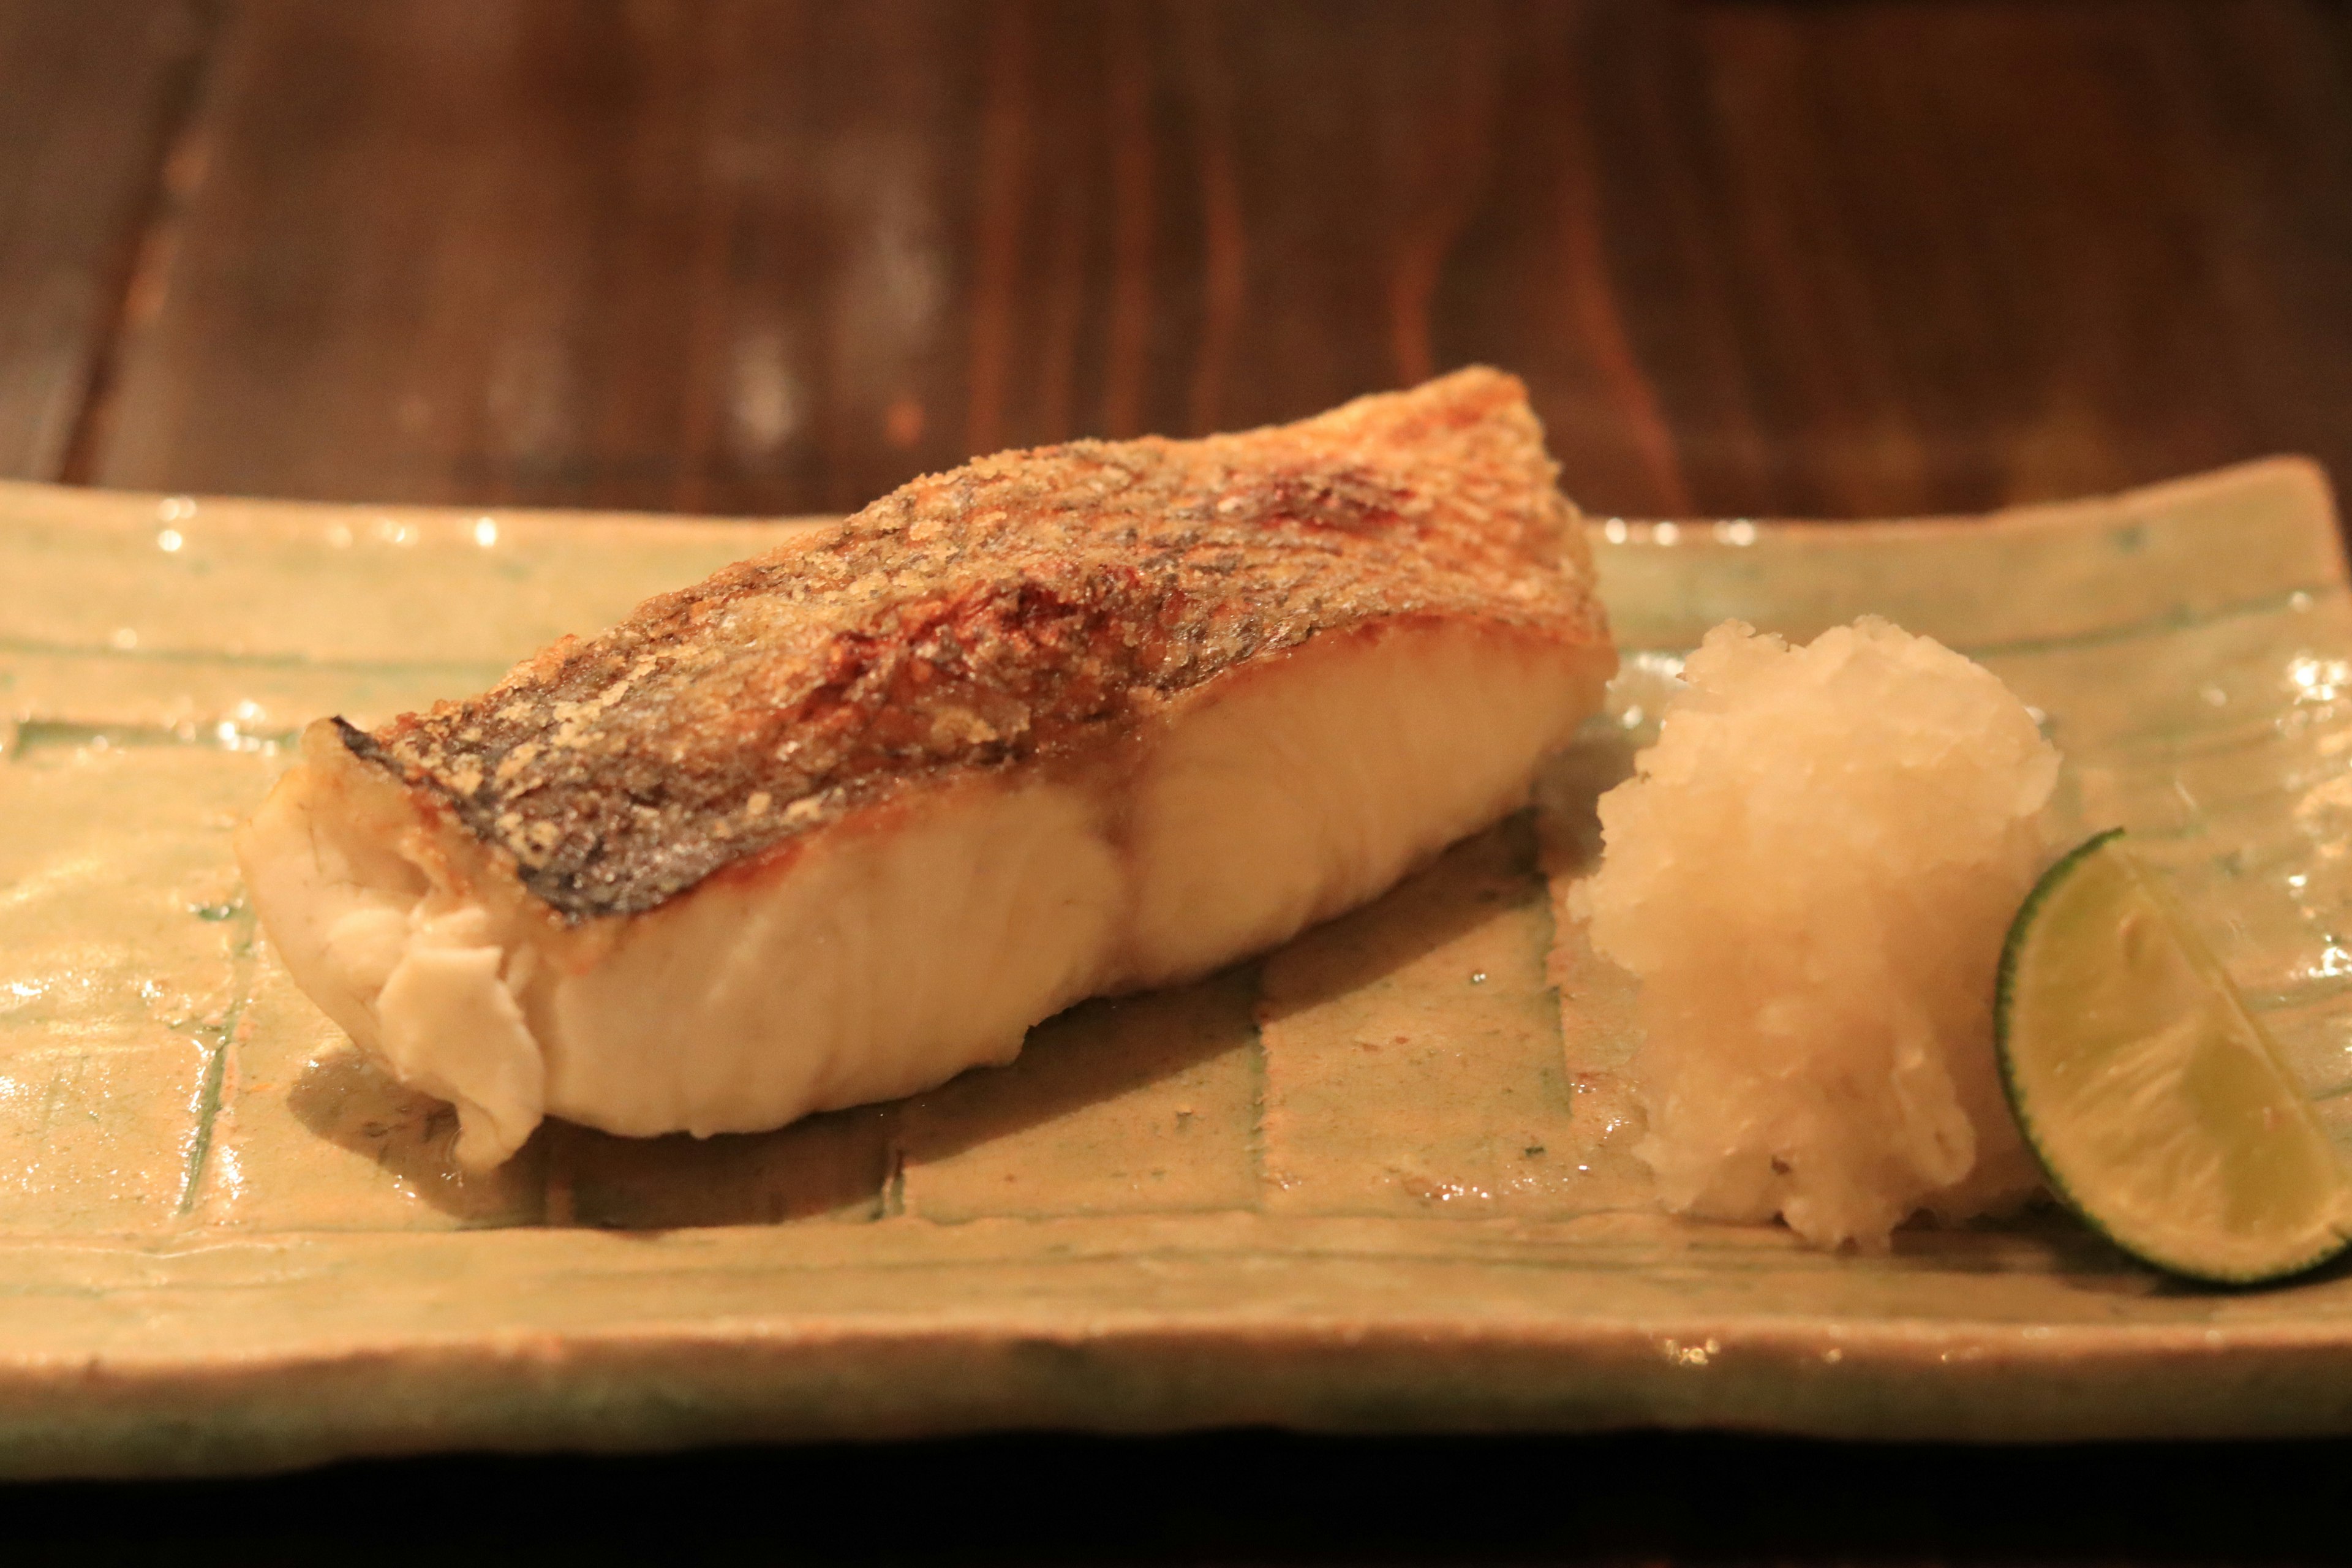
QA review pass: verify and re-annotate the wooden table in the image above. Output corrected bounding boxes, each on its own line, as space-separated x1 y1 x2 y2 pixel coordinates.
7 0 2352 1555
13 0 2352 522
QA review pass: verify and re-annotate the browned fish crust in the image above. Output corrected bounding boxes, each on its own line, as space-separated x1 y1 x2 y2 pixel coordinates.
343 368 1609 919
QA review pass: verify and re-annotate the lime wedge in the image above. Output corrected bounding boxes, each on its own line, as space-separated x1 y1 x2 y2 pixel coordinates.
1996 829 2352 1284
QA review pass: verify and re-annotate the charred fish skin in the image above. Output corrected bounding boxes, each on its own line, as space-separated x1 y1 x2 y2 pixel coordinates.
353 366 1602 920
237 368 1616 1169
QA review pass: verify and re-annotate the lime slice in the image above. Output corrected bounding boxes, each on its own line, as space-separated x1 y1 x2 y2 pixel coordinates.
1996 829 2352 1284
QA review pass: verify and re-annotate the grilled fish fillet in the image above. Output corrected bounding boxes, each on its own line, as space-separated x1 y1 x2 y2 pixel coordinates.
235 368 1616 1168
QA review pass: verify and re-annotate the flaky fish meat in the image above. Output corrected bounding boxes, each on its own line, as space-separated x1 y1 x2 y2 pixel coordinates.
235 368 1616 1168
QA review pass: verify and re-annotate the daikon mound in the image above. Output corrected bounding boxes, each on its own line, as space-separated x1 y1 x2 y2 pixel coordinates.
1578 617 2062 1250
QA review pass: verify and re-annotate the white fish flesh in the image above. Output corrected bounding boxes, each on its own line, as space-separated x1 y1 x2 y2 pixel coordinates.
235 368 1618 1167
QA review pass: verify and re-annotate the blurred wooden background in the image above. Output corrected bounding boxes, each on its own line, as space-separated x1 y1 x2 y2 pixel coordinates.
6 0 2350 525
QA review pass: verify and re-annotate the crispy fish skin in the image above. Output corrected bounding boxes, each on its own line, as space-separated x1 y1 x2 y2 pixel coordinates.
352 366 1602 919
238 368 1615 1168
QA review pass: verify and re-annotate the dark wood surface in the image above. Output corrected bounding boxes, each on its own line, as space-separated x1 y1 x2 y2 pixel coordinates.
0 0 211 480
10 0 2352 1555
17 0 2352 521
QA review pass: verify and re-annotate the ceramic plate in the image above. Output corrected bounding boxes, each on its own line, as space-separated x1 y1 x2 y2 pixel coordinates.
3 459 2350 1479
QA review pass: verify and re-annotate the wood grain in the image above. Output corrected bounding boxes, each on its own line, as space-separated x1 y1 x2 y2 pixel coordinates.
61 0 2352 522
0 0 213 481
1599 2 2352 517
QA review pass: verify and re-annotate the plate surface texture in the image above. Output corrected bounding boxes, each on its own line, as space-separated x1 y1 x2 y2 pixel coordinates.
2 461 2349 1476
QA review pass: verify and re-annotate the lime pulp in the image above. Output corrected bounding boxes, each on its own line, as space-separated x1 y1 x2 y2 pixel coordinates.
1996 829 2352 1285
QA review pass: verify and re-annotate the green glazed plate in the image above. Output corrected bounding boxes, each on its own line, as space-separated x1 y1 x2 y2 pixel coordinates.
2 458 2350 1477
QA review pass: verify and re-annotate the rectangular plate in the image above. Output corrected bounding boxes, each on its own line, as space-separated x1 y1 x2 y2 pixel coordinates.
4 461 2352 1477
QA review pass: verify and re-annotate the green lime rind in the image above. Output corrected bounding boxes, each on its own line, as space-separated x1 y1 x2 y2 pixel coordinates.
1994 827 2127 1012
1995 828 2352 1287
